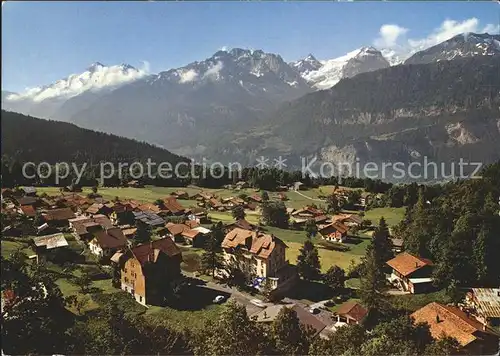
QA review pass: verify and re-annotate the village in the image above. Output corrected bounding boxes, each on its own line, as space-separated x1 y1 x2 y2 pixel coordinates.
2 182 499 355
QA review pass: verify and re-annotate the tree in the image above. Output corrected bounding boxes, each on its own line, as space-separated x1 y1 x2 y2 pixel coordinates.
154 199 165 208
323 265 345 293
359 243 386 310
231 205 246 221
135 221 152 244
272 307 311 355
33 211 45 229
261 201 289 228
201 226 224 277
73 272 92 294
309 324 366 355
261 190 270 202
371 314 433 354
297 240 321 280
261 277 275 302
345 190 362 209
2 254 71 355
305 219 318 238
424 336 461 355
192 301 268 355
371 217 394 269
326 194 343 213
65 295 90 315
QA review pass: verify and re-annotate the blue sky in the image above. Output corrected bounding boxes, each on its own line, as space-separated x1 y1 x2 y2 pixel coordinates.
2 1 499 92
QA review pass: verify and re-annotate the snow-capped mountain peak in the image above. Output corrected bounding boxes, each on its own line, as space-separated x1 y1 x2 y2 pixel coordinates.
6 62 146 103
404 32 500 65
300 46 390 89
289 53 322 76
87 62 105 72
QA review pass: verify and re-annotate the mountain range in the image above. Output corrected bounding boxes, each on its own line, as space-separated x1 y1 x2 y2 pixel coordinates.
2 32 500 180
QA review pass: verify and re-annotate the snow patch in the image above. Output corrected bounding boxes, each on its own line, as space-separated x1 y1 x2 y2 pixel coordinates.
178 69 198 83
203 61 223 80
7 63 147 102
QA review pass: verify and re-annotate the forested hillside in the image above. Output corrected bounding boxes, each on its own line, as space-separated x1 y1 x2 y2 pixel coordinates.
1 110 187 165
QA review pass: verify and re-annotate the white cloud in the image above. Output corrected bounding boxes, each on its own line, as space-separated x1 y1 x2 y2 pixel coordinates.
140 60 151 73
178 69 198 83
8 63 148 102
203 61 224 80
483 23 500 34
407 18 481 51
374 24 408 48
374 18 500 62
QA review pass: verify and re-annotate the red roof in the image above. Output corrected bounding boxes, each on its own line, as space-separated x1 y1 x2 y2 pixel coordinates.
386 252 433 277
92 228 128 249
336 301 368 322
43 208 76 221
131 238 181 265
163 196 185 214
20 205 36 217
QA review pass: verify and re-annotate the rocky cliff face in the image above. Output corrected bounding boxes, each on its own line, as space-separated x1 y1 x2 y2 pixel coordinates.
207 56 500 180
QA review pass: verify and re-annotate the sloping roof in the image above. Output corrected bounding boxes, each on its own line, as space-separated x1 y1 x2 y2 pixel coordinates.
33 233 68 250
226 219 258 231
86 203 107 214
209 198 223 207
249 195 262 202
163 196 185 214
92 228 128 249
319 222 349 235
166 223 190 236
137 203 162 213
182 229 202 240
43 208 76 221
386 252 433 277
336 301 368 322
132 211 165 226
333 214 363 225
471 288 500 319
222 228 287 259
184 220 200 229
314 215 329 223
15 196 39 206
411 302 493 347
69 214 113 235
20 205 36 217
131 238 181 265
122 227 137 237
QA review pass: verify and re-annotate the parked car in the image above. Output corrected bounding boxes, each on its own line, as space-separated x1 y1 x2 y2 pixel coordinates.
213 295 226 304
250 299 266 308
309 307 320 314
325 300 335 307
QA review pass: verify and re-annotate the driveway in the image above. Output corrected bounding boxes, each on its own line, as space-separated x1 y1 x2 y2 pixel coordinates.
185 274 268 315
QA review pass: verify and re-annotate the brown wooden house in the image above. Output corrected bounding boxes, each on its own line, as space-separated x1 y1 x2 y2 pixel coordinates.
113 238 182 306
386 252 434 294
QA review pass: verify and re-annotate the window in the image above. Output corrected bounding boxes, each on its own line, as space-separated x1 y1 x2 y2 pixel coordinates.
139 295 143 302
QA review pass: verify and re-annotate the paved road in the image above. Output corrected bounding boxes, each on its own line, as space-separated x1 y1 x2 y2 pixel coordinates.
186 272 336 326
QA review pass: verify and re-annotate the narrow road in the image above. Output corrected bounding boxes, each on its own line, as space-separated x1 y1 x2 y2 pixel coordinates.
291 190 326 202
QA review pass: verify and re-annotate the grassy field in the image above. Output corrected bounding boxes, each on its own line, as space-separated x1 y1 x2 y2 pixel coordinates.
389 289 451 312
1 239 33 258
286 241 362 272
145 304 223 332
364 207 405 227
